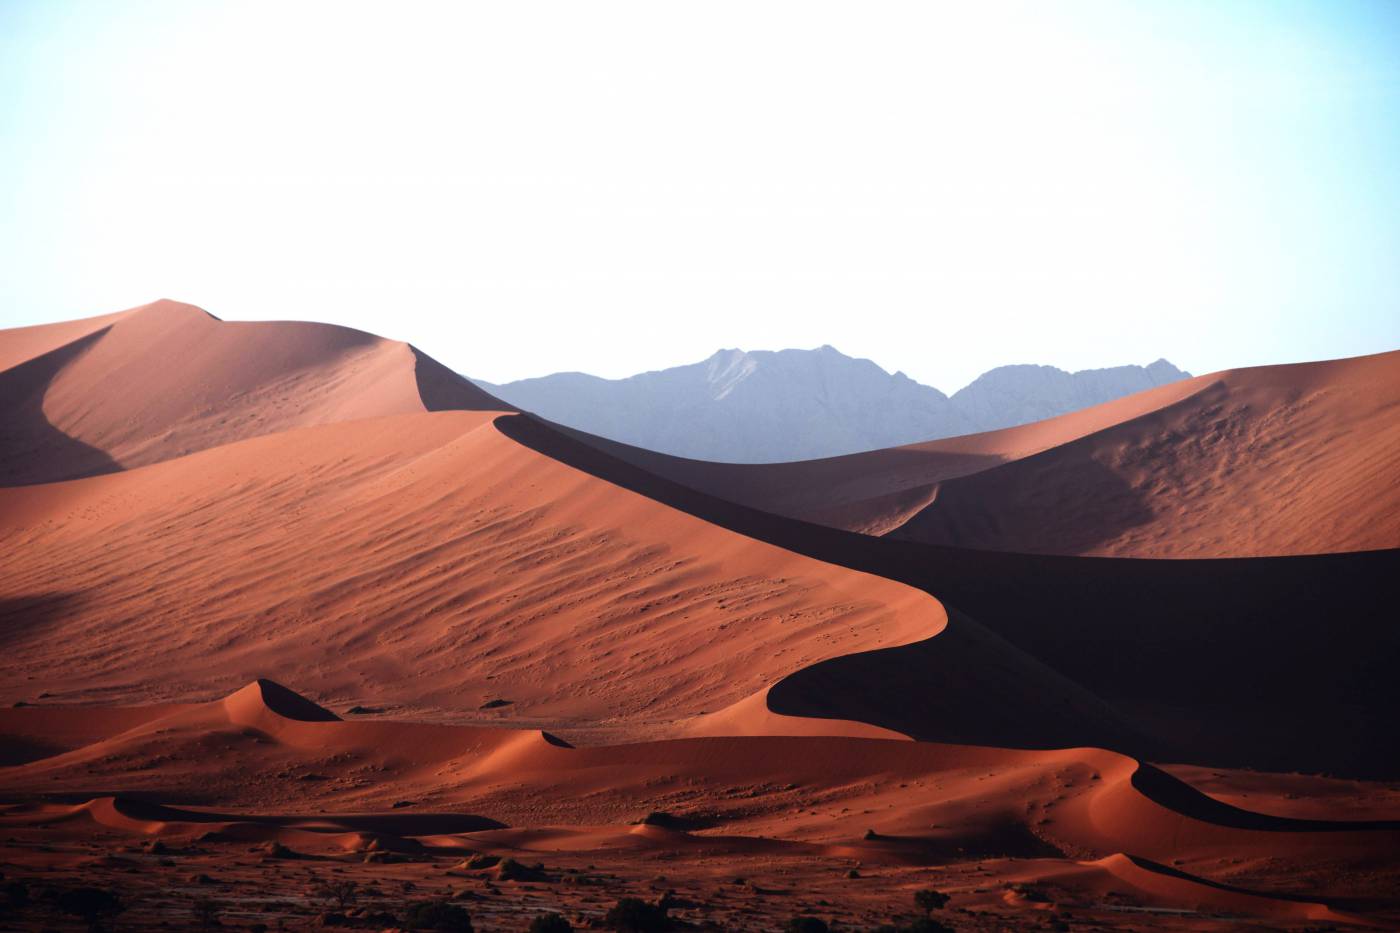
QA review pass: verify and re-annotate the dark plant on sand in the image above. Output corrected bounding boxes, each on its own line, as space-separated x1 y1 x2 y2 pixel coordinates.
404 898 474 931
913 888 950 913
604 895 670 932
317 879 360 912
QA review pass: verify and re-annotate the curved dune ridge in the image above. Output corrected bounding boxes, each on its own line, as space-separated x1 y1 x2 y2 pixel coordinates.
569 350 1400 556
0 406 966 740
492 409 1400 777
0 299 510 485
0 401 1150 754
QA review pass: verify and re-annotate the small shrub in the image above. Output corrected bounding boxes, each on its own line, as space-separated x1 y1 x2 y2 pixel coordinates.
495 857 532 881
604 895 669 932
317 880 359 912
913 888 950 912
528 912 574 933
404 899 474 931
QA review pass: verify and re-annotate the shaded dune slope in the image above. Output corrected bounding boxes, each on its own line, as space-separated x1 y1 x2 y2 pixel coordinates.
0 299 509 485
894 350 1400 557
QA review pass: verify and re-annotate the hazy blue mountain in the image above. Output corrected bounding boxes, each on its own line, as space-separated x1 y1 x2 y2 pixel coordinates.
474 347 1190 463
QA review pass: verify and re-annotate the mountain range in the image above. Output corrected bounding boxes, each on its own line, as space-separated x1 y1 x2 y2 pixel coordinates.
476 346 1191 461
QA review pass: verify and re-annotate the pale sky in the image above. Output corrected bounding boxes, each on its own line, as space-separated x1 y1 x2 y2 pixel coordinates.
2 1 1398 392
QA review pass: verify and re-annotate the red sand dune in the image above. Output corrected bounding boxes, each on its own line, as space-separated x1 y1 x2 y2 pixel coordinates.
572 351 1400 557
0 299 505 485
1 302 1397 929
0 408 958 739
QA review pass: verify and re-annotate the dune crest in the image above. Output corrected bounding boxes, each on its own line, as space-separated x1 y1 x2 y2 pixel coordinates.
223 679 341 727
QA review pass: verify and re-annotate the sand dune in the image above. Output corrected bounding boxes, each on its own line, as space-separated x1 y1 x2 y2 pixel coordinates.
1 403 1167 757
0 409 958 741
892 350 1400 557
572 350 1400 557
0 299 507 485
2 302 1396 928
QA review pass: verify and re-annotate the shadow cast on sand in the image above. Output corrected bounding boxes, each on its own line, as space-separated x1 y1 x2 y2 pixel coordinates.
494 413 1400 779
411 347 516 413
0 329 122 486
893 449 1158 553
1127 764 1400 833
767 607 1148 754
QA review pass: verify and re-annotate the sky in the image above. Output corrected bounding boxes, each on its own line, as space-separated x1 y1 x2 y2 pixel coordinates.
2 1 1398 393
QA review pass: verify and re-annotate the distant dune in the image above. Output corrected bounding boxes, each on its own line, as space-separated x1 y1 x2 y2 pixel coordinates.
574 350 1400 557
0 299 505 486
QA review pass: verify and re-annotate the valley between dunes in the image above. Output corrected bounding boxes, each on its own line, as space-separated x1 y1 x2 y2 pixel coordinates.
0 300 1397 931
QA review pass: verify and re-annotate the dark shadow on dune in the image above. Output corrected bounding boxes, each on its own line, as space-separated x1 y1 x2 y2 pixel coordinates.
1120 852 1400 916
1127 764 1400 833
493 412 1400 779
0 329 122 486
540 730 574 749
107 796 507 833
0 736 67 767
249 679 341 722
0 593 88 650
411 347 517 413
768 608 1147 754
546 420 1009 531
893 452 1157 553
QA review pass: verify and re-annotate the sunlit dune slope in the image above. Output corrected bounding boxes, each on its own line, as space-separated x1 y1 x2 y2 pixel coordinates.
0 409 1000 743
0 299 507 485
